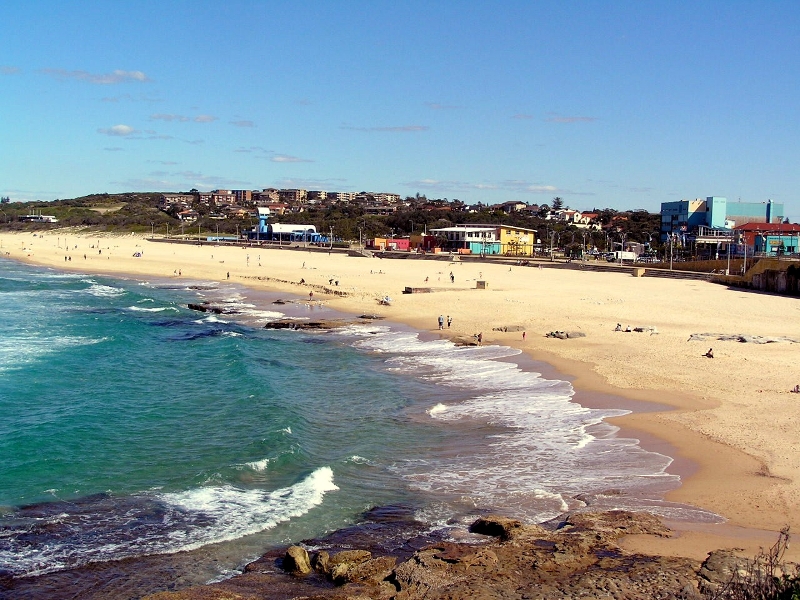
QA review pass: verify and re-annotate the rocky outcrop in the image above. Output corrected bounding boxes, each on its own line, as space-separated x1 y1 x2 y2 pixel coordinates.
187 302 240 315
263 316 381 330
142 510 734 600
545 330 587 339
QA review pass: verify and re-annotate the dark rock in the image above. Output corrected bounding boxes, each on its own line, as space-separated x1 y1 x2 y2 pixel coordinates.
263 319 347 330
469 515 524 540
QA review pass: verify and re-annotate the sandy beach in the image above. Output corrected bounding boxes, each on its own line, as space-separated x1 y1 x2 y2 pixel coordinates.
4 229 799 561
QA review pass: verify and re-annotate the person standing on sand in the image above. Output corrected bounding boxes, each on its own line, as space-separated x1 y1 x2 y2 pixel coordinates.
309 291 314 301
523 331 526 341
447 315 452 328
438 315 444 330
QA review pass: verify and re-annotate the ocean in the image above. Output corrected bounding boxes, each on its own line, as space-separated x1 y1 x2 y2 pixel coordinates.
0 258 719 597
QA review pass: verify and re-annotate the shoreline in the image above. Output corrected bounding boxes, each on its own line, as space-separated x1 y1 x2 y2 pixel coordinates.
3 229 798 561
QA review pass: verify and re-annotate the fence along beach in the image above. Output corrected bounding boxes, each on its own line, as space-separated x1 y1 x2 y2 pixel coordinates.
3 229 800 563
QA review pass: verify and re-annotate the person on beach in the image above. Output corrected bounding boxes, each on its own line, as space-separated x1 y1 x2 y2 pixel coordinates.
704 348 714 358
447 315 452 328
523 331 526 341
450 271 454 283
477 332 483 345
438 315 444 330
309 291 314 301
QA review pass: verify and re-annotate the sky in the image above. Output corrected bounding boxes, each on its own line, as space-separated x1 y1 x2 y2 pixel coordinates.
2 1 799 217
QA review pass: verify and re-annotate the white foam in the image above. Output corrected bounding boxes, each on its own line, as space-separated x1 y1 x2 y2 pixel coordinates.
85 282 126 298
160 466 339 551
245 458 270 472
0 335 108 373
337 325 697 523
2 467 339 577
127 305 179 313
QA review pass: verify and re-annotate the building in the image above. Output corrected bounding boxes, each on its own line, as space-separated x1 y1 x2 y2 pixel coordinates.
158 194 195 211
661 197 784 241
278 189 307 204
328 191 356 203
736 222 800 256
429 224 538 256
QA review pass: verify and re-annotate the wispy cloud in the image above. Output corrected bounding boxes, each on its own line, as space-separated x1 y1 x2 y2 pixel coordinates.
235 147 312 162
342 124 429 133
426 102 461 110
512 113 535 120
151 114 190 122
275 177 348 189
234 146 270 153
97 124 137 136
147 160 179 165
1 66 20 75
41 68 150 84
111 171 251 191
102 93 162 103
230 120 256 128
104 147 124 152
271 154 313 163
404 178 582 196
545 114 598 123
149 113 218 123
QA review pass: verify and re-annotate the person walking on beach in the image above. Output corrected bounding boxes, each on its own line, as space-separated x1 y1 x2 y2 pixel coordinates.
447 315 452 328
438 315 444 330
449 271 454 283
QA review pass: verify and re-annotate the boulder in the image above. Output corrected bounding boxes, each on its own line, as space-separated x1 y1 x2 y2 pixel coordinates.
469 515 523 540
282 545 312 575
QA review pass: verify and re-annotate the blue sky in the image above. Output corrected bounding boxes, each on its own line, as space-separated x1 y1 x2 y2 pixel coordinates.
2 1 799 217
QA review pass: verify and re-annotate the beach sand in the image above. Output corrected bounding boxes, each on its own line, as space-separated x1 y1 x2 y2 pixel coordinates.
4 229 799 561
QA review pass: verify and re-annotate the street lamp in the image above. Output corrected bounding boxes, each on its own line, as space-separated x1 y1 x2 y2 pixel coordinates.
330 226 334 250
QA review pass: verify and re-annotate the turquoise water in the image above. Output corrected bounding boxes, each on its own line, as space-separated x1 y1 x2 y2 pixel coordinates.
0 258 718 584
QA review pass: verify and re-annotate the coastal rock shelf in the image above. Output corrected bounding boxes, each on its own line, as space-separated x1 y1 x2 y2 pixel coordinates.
142 511 762 600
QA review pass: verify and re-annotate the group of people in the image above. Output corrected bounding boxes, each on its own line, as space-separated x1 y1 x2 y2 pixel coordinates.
437 315 453 330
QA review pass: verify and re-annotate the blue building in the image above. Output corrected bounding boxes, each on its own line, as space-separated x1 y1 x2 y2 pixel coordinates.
661 197 784 241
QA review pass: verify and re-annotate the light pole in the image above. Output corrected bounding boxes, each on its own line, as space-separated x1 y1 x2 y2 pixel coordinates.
330 226 334 250
669 234 674 270
151 222 154 237
358 227 363 250
549 230 555 262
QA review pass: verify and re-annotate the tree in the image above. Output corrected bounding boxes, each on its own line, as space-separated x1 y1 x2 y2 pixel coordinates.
551 197 564 211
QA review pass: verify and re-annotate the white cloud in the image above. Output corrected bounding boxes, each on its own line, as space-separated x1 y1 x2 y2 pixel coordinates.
97 124 137 136
41 68 150 84
230 120 256 128
193 114 217 123
1 66 20 75
512 113 534 120
271 154 313 163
